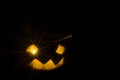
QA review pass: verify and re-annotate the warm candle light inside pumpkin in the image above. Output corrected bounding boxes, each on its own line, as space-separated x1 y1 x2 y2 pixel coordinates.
26 44 38 55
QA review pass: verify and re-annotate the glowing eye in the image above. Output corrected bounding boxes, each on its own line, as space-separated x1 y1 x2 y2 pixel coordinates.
56 44 65 55
26 44 38 55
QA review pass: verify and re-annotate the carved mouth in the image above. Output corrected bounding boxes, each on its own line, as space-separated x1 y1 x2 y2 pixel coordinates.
29 57 64 70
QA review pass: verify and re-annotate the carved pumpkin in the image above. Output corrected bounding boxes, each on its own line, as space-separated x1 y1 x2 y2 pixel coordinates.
27 44 65 70
15 26 72 71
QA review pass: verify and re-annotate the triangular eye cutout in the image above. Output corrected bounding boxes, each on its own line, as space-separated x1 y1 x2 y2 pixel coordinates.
56 44 65 55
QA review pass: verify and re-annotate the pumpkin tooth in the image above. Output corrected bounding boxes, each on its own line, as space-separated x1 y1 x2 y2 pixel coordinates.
43 59 56 70
56 58 64 67
29 58 43 70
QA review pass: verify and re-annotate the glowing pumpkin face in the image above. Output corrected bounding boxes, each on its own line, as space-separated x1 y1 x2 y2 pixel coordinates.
14 26 72 71
26 44 65 70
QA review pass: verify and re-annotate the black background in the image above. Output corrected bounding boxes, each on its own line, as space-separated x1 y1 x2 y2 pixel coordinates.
0 3 112 80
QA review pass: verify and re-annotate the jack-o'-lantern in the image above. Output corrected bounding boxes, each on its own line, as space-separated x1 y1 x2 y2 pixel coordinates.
15 26 72 71
27 44 65 70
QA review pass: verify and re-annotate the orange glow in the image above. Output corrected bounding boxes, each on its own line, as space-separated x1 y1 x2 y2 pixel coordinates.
56 44 65 55
26 44 38 55
29 58 64 70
